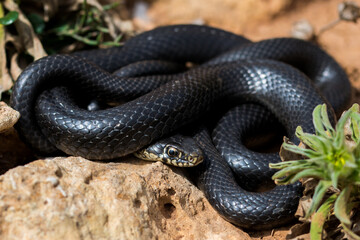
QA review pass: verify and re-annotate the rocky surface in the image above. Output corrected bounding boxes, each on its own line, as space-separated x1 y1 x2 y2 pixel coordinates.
0 102 33 174
0 157 251 240
0 102 20 133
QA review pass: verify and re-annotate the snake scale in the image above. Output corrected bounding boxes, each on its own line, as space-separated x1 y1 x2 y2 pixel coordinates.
11 25 352 229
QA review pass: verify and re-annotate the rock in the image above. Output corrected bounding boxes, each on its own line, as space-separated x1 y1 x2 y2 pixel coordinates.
0 102 20 133
0 102 33 174
0 157 251 240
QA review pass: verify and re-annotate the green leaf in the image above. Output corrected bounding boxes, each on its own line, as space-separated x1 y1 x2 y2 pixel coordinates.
270 157 325 171
350 110 360 133
26 13 45 34
269 161 295 169
102 2 120 11
313 104 328 137
51 23 71 34
271 168 292 178
349 103 360 113
0 11 19 26
101 41 122 47
296 128 332 153
334 185 352 225
320 104 335 136
353 146 360 160
334 110 352 149
330 171 340 189
96 26 109 33
290 169 326 183
67 33 98 45
282 142 320 158
351 115 360 143
307 180 333 218
273 173 297 185
95 31 102 42
272 164 311 177
341 222 360 240
310 193 337 240
114 34 123 42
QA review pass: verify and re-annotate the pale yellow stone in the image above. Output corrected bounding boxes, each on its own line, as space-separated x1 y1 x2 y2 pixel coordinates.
0 157 251 240
0 102 20 133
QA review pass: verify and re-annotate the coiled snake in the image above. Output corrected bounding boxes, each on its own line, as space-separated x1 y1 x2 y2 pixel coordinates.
11 25 351 229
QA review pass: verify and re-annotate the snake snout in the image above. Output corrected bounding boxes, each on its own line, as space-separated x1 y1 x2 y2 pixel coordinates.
187 152 204 166
133 134 204 167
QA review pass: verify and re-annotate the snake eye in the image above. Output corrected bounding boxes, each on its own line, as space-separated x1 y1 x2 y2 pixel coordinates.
167 147 179 157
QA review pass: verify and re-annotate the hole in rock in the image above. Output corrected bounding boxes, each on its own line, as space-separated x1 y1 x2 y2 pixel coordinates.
161 202 176 219
134 199 142 208
84 174 93 184
167 188 176 195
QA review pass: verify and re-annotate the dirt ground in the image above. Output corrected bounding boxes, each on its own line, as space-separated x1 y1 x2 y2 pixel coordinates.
130 0 360 239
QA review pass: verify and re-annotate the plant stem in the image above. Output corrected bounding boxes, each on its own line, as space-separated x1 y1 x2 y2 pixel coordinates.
317 18 341 36
78 0 89 31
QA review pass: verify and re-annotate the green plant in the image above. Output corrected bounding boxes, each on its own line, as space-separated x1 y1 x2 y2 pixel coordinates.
0 10 18 25
51 0 122 47
270 104 360 240
26 0 122 54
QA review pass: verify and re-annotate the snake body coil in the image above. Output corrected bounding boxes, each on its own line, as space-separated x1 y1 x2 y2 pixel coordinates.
11 25 351 229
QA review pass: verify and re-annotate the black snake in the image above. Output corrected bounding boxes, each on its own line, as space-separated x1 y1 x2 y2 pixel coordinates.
10 25 352 229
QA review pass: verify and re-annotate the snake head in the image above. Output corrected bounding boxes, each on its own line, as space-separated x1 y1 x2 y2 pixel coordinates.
134 134 204 167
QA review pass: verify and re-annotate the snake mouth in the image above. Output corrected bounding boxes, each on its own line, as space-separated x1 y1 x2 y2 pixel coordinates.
133 149 203 167
168 153 203 167
188 154 204 166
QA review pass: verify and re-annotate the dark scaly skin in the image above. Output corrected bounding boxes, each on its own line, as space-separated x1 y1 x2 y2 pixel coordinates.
211 38 351 193
113 60 187 77
191 127 303 230
12 25 249 155
29 60 329 159
212 104 282 190
10 25 352 229
33 59 332 230
11 55 183 155
33 65 223 158
207 38 351 116
72 25 250 71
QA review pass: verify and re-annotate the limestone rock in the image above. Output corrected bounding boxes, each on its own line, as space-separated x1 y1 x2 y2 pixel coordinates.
0 102 33 174
0 157 251 240
0 102 20 133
